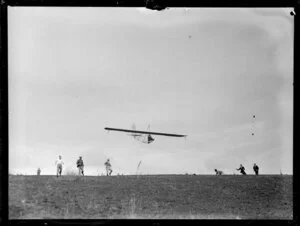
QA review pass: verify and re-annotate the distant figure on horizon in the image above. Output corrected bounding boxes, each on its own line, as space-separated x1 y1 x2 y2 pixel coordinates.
253 163 259 175
214 169 223 175
37 168 41 176
55 155 64 177
77 156 84 176
236 164 247 175
104 158 113 176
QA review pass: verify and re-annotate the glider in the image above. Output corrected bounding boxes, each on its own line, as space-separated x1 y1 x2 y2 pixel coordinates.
105 125 187 144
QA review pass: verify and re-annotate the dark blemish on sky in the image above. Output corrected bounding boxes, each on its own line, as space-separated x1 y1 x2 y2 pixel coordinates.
188 35 192 39
145 0 167 11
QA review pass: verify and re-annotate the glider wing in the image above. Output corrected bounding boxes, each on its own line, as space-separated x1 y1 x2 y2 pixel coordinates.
104 127 187 137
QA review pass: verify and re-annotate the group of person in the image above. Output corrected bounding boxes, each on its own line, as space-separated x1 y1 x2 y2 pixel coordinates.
214 163 259 175
52 155 113 177
236 163 259 175
50 156 260 177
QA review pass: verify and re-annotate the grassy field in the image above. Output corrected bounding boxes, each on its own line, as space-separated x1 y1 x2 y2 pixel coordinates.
9 174 293 219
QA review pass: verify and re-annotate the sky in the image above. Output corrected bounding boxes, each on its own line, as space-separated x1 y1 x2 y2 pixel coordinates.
8 7 293 175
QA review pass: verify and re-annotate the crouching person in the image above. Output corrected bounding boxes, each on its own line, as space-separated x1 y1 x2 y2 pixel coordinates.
236 164 247 175
214 169 223 175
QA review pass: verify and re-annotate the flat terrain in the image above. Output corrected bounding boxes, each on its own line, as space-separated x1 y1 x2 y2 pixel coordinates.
9 175 292 219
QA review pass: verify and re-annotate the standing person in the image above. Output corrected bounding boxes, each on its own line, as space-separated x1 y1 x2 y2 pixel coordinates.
253 163 259 175
37 168 41 176
104 158 113 176
236 164 247 175
55 155 64 177
77 156 84 176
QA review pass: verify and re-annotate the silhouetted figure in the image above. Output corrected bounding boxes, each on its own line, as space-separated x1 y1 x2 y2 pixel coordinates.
104 159 113 176
214 169 223 175
77 156 84 176
253 163 259 175
37 168 41 176
147 134 155 143
55 155 64 177
236 164 247 175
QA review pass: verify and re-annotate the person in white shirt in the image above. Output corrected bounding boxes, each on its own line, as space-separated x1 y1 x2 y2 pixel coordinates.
55 155 64 177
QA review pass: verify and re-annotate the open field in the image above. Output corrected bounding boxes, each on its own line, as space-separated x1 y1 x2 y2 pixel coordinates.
9 175 292 219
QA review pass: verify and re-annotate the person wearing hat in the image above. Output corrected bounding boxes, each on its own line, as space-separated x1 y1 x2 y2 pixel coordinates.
77 156 84 176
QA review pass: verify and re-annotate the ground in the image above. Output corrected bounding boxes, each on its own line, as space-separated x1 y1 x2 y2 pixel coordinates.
9 175 293 219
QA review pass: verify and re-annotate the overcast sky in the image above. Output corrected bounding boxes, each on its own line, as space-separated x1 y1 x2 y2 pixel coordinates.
8 7 293 175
